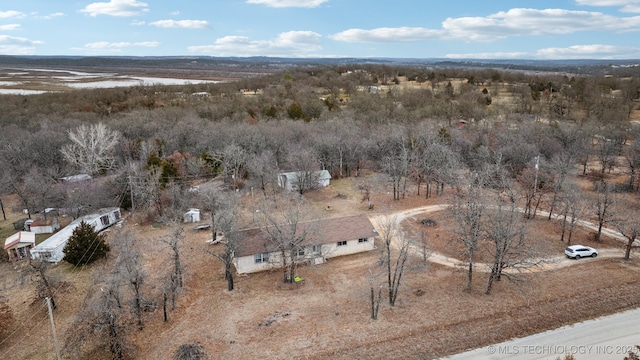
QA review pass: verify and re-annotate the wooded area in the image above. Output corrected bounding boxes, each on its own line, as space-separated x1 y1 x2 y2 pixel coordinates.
1 61 640 359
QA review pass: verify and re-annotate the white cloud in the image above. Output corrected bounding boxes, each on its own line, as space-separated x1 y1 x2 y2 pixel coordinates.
332 8 640 44
131 20 146 26
170 10 180 16
0 35 43 55
246 0 329 8
41 12 65 19
188 31 322 57
575 1 640 13
446 44 640 60
0 10 25 19
82 41 159 49
331 27 444 43
149 20 210 29
80 0 149 17
443 8 640 41
536 44 640 59
0 24 21 31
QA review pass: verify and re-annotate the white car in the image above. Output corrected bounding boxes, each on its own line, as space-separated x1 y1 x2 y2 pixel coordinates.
565 245 598 259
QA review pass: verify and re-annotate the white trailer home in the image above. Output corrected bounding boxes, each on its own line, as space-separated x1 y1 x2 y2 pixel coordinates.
30 207 122 263
233 214 377 274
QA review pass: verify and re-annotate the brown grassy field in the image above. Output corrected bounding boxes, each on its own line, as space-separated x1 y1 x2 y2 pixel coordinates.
1 173 639 360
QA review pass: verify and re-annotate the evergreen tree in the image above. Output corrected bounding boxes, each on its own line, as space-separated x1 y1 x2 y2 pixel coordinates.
63 221 110 266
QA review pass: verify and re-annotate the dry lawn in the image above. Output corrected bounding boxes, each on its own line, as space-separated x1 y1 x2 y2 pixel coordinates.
1 176 640 360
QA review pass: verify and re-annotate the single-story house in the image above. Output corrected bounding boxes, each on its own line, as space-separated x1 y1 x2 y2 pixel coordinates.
184 208 201 223
233 214 377 274
31 207 122 263
29 219 60 234
4 231 36 261
277 170 331 192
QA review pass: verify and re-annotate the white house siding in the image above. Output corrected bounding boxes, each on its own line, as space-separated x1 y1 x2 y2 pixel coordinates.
323 237 375 258
234 252 283 274
233 236 376 274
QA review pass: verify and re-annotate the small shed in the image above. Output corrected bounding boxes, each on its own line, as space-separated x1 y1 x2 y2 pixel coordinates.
29 219 60 234
184 208 201 223
4 231 36 261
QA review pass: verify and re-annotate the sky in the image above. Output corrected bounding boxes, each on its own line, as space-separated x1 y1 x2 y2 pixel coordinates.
1 0 640 59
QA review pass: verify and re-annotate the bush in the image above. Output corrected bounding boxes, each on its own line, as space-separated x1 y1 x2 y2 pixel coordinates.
63 221 110 266
173 342 207 360
420 218 437 227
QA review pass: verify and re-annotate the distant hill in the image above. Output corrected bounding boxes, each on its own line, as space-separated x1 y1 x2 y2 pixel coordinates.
0 55 638 77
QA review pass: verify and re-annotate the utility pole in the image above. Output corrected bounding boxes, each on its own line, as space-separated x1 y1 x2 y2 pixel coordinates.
46 297 62 360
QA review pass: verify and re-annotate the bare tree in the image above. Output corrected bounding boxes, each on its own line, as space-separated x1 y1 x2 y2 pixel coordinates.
163 225 185 309
29 259 58 309
60 122 121 175
450 174 486 292
377 215 412 306
546 152 575 220
221 143 248 191
200 182 227 244
246 149 279 198
368 269 383 320
558 184 587 245
375 133 410 201
204 191 239 291
257 193 313 283
358 179 373 210
484 189 530 295
114 229 147 329
593 180 616 242
623 136 640 191
64 265 130 360
613 206 640 261
0 169 36 219
286 145 322 195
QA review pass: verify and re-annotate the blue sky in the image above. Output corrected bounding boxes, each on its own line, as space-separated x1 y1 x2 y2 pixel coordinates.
1 0 640 59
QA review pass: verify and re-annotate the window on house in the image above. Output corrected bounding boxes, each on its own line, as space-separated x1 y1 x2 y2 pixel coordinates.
311 245 321 254
337 241 347 246
295 248 305 257
100 215 109 226
358 238 369 243
254 252 269 264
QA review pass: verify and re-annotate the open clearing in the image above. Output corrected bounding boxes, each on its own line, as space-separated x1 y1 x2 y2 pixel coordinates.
1 174 639 360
